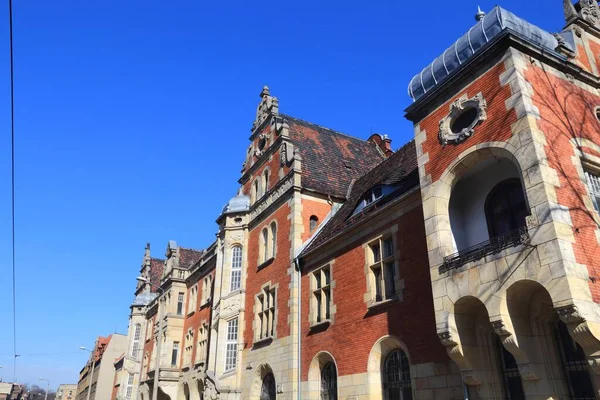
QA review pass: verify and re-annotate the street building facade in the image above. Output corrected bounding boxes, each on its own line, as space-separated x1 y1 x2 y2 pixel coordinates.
56 384 77 400
110 1 600 399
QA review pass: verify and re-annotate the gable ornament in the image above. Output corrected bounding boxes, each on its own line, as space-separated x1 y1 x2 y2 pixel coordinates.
438 92 487 146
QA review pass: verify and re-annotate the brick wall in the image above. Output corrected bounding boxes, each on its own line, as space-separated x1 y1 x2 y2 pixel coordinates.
301 197 332 243
181 268 214 365
300 207 448 379
524 64 600 302
419 62 517 182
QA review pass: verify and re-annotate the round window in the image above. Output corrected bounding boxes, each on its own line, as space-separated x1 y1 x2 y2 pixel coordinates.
450 107 479 134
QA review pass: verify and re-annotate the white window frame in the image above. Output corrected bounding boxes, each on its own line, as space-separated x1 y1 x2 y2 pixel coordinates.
585 169 600 213
225 318 238 371
131 324 141 359
256 286 276 341
125 373 134 398
230 246 243 292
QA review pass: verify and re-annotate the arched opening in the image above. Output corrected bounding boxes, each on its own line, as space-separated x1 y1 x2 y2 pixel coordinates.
454 296 521 399
307 352 338 400
196 379 204 400
367 336 413 400
505 280 595 398
182 384 190 400
448 150 526 252
382 349 412 400
309 215 319 233
263 169 270 193
270 222 277 258
260 372 276 400
230 245 242 292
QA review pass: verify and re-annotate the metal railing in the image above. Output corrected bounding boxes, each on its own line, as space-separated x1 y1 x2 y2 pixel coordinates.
439 226 529 273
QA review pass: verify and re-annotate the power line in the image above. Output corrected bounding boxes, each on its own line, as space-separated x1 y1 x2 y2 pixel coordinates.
8 0 17 384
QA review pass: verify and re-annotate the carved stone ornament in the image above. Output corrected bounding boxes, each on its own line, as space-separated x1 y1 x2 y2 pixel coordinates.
491 320 511 336
462 371 481 386
438 93 487 146
580 0 600 27
250 175 294 220
279 142 295 166
222 295 241 316
252 86 279 132
556 304 585 325
204 379 219 400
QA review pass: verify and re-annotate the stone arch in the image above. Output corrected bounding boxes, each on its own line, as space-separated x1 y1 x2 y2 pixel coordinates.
306 351 338 400
249 363 275 400
196 379 204 400
366 335 412 399
139 382 151 400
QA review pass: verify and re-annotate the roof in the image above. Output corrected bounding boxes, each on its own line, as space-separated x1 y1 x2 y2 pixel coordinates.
149 258 164 290
301 140 418 256
408 6 572 101
282 114 385 199
179 248 204 270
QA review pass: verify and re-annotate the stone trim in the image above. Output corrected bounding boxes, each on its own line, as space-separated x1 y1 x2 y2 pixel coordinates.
307 260 337 328
438 92 487 146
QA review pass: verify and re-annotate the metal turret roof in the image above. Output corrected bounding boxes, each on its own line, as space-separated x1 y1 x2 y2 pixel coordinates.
408 6 572 101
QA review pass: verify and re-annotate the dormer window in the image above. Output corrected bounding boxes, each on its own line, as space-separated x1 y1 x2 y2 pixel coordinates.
352 185 394 215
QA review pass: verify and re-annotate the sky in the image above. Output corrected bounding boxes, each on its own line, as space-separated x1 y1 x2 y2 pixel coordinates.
0 0 567 389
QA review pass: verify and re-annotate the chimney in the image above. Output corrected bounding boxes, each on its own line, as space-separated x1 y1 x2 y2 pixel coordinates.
368 133 393 157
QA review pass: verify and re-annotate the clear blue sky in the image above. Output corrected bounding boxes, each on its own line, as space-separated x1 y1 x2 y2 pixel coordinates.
0 0 566 389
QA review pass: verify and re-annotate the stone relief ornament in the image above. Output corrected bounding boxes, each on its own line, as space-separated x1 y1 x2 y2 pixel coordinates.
204 380 219 400
252 86 279 132
438 92 487 146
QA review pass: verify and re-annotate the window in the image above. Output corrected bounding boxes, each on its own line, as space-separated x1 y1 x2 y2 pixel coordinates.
270 222 277 258
263 169 269 193
585 169 600 213
230 246 242 292
177 292 184 315
253 180 261 202
310 215 319 233
196 322 208 364
485 178 527 239
260 372 276 400
555 320 595 399
261 228 269 263
382 349 412 400
321 362 337 400
225 318 238 371
353 185 395 215
311 266 331 325
256 286 276 341
187 285 197 314
184 329 193 367
368 237 396 302
202 275 212 305
125 373 134 398
131 324 141 358
451 107 478 134
496 336 525 400
146 319 153 341
171 342 179 367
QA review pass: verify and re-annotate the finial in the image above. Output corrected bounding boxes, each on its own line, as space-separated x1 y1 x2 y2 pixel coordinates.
260 85 270 98
475 6 486 21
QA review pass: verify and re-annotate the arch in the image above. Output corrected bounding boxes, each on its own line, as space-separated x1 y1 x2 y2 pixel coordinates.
249 364 276 400
270 221 277 258
382 349 412 400
307 352 338 400
309 215 319 233
263 168 270 194
196 379 204 400
230 245 243 292
366 335 412 399
260 227 269 263
484 178 528 238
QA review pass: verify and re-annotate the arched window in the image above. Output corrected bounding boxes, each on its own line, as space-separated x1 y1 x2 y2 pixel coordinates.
496 336 525 399
230 246 242 292
261 228 269 263
270 222 277 258
382 349 412 400
260 372 276 400
310 215 319 233
263 169 269 194
555 320 595 398
320 362 337 400
485 178 527 238
131 324 141 358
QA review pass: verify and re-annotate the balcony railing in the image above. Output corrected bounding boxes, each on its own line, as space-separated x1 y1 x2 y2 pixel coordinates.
439 226 530 273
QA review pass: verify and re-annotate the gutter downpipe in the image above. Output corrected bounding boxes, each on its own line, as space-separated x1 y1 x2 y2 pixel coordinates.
294 256 301 400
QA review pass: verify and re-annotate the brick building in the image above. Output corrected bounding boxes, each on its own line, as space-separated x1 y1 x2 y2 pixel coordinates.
118 1 600 399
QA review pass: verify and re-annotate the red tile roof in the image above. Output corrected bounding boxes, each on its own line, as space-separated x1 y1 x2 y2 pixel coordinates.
301 140 418 255
149 258 164 290
282 114 385 199
179 248 204 270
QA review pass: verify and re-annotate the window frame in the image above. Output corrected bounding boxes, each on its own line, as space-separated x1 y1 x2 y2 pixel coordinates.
320 362 338 400
171 341 180 367
125 373 134 399
224 318 239 372
131 324 141 359
176 292 184 316
310 264 333 327
382 348 413 400
196 322 209 365
230 245 243 292
584 167 600 214
255 285 277 342
367 235 399 305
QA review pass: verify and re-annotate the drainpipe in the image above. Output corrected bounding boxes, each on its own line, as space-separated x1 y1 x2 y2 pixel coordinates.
294 257 301 400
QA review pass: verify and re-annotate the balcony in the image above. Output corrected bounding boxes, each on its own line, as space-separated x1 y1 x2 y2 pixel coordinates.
439 226 530 273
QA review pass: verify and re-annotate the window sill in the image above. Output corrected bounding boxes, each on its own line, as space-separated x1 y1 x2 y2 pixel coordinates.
186 310 195 317
368 297 399 310
194 360 205 367
200 298 211 310
309 320 331 330
220 369 237 380
257 257 275 271
253 336 274 347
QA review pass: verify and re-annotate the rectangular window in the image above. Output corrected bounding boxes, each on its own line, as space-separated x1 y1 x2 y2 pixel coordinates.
184 329 193 367
369 237 397 302
312 266 332 324
585 170 600 213
256 286 276 340
225 319 238 371
125 373 134 398
196 323 208 364
177 292 184 315
131 324 141 358
230 246 243 292
171 342 179 367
